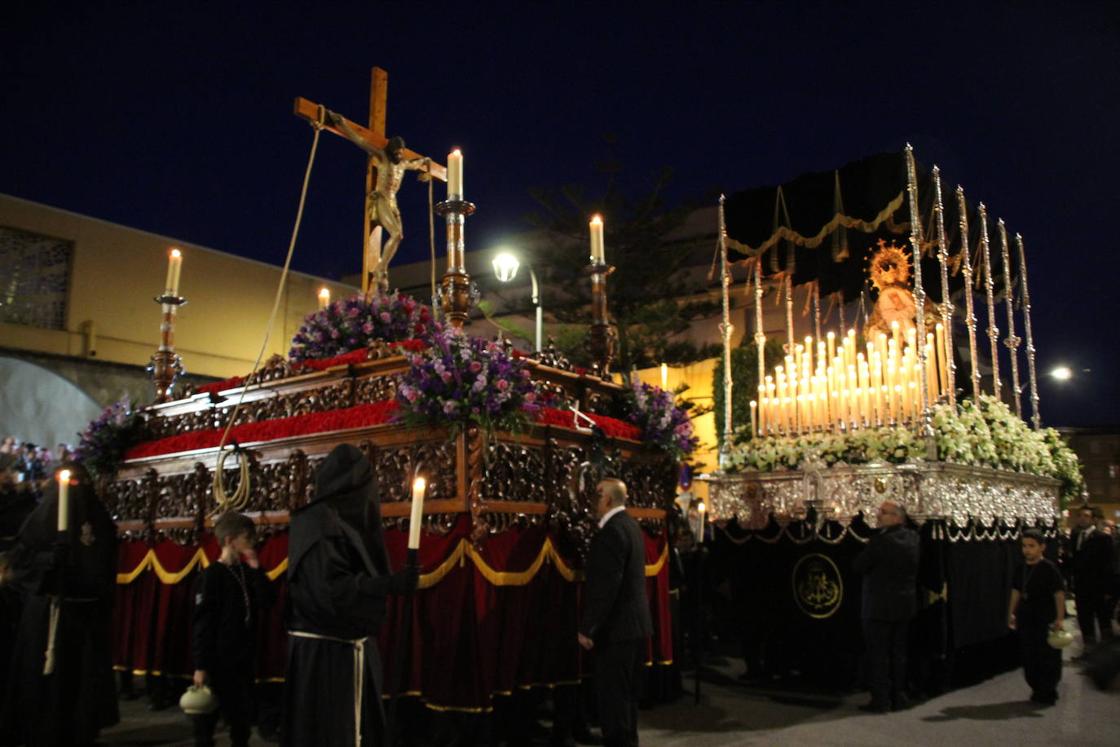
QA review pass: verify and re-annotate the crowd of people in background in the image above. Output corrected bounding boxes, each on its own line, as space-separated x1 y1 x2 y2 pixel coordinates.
0 435 75 490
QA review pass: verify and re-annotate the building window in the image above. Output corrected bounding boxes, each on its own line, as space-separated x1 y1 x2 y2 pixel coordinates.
0 226 72 331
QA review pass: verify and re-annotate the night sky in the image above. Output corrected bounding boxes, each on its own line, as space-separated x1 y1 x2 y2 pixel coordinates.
3 2 1117 426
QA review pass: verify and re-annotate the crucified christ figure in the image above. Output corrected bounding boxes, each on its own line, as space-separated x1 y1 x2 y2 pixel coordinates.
328 110 430 292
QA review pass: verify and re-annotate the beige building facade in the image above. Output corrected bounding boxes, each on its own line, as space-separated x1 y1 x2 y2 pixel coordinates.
1 194 355 380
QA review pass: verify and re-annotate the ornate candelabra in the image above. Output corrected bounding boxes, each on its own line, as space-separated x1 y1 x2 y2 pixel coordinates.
434 196 478 329
149 293 186 402
978 203 1001 401
956 186 981 400
998 220 1023 417
903 146 934 446
717 195 734 467
1016 234 1042 429
585 260 616 378
932 167 956 406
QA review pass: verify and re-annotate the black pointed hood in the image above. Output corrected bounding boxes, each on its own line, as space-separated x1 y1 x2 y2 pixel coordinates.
289 444 389 579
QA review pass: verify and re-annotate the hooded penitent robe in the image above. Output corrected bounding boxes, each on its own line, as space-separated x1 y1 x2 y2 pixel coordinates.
282 444 395 747
0 464 118 747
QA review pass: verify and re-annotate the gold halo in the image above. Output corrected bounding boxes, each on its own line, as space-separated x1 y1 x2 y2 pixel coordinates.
868 239 911 292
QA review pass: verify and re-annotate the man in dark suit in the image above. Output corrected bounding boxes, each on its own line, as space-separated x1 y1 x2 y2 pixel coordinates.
578 478 653 747
1070 506 1116 652
853 500 920 713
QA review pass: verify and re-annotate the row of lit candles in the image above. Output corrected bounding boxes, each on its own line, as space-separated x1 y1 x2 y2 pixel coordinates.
750 321 951 437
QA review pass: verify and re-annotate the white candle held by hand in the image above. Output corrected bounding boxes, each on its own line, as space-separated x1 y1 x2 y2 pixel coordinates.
408 477 426 550
57 469 71 533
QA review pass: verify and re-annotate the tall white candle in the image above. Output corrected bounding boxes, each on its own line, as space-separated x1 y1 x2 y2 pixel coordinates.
447 149 463 198
408 477 426 550
660 363 668 390
57 469 71 532
165 248 182 296
318 287 331 310
589 215 605 263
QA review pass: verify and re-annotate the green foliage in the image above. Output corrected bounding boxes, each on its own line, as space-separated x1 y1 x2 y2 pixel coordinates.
712 339 785 447
526 160 718 370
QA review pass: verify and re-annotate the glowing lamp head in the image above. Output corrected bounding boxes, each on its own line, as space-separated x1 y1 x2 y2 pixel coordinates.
1050 365 1073 382
492 252 520 283
412 476 426 496
697 501 706 514
317 287 331 308
170 248 181 259
58 469 71 484
590 214 602 226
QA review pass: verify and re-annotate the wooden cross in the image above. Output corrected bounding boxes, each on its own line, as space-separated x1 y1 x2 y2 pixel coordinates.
294 67 447 294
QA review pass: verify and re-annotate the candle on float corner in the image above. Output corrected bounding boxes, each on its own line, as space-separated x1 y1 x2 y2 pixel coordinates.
750 400 758 436
318 287 331 310
165 248 182 296
447 149 463 198
57 469 71 532
660 363 668 390
589 215 605 264
408 477 426 551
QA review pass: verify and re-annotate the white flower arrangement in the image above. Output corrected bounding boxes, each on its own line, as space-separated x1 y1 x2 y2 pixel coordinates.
728 395 1084 505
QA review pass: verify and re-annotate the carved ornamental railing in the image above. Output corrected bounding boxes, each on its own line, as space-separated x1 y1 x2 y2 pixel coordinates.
108 353 675 559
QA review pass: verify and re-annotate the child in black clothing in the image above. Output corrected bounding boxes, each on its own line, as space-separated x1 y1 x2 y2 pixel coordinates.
1008 529 1066 705
192 512 274 747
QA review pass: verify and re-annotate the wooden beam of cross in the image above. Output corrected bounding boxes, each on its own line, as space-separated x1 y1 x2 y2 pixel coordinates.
294 67 447 294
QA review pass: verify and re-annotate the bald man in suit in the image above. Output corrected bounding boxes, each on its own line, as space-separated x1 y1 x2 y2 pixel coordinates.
578 478 653 747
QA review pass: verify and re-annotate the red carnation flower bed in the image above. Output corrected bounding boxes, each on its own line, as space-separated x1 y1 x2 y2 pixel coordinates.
535 407 640 440
196 340 428 395
124 400 638 461
124 400 401 460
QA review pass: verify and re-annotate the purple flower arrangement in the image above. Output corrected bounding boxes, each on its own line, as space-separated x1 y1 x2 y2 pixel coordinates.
624 382 698 462
396 330 540 434
288 291 434 363
73 396 146 479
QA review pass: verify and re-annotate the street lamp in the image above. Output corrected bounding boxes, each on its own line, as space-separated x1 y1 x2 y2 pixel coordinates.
1049 365 1072 382
492 251 542 352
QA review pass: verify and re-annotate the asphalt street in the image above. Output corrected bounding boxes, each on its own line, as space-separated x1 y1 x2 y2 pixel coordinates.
99 647 1115 746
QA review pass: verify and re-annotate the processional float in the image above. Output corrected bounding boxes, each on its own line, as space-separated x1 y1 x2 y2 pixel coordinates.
705 145 1079 539
99 68 678 713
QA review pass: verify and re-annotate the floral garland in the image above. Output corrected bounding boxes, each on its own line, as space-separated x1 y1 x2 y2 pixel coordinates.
74 397 146 479
396 330 539 434
727 394 1084 505
288 291 433 363
623 383 698 462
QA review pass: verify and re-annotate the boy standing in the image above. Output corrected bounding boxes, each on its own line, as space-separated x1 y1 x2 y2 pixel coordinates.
1008 528 1066 705
192 512 273 747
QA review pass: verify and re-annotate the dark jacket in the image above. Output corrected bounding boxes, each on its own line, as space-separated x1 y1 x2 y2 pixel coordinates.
853 524 919 622
1071 528 1114 594
579 509 653 645
191 560 272 674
